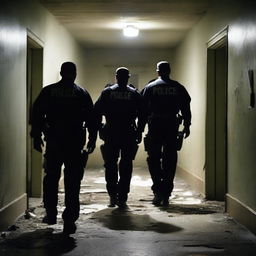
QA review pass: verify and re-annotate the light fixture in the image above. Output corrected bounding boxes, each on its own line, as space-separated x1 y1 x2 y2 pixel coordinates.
123 25 139 37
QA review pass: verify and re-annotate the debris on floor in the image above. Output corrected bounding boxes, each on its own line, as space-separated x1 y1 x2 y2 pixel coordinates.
0 168 255 256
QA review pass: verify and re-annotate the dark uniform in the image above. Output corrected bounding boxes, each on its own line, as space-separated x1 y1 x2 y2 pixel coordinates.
30 62 96 233
142 61 191 206
94 68 144 207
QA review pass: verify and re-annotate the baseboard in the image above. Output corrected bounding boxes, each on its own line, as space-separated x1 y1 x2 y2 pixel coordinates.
0 193 27 231
226 193 256 235
176 166 205 195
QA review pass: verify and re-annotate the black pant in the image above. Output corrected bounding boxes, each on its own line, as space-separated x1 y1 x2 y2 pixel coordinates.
146 128 178 198
102 139 136 202
43 140 84 222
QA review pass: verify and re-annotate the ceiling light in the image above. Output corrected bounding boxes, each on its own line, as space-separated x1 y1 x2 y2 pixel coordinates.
123 25 139 37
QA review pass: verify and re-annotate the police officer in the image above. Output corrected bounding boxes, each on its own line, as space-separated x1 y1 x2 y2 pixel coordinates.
94 67 144 208
30 62 96 234
142 61 191 206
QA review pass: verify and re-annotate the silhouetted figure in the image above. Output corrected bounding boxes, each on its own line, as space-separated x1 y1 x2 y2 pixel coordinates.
141 61 191 206
94 67 144 208
30 62 96 234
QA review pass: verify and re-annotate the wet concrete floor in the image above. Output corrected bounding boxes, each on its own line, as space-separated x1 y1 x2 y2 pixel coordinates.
0 167 256 256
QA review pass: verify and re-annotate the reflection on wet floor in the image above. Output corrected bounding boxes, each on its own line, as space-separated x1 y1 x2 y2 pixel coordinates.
92 208 183 233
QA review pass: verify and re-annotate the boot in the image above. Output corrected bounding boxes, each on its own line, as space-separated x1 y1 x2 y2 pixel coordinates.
152 194 162 206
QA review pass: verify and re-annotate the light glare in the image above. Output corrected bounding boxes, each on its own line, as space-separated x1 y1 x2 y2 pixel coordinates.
123 25 139 37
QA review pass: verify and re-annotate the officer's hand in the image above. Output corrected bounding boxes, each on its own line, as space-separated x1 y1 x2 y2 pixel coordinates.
86 141 95 154
183 126 190 138
33 137 44 153
135 131 142 144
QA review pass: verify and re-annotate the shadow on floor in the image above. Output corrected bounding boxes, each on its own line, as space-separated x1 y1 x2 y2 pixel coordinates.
91 207 183 233
1 228 76 256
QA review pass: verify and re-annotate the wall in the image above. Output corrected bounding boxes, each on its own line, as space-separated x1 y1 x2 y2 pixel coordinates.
0 0 87 230
227 6 256 226
172 0 256 233
83 48 174 168
172 1 241 186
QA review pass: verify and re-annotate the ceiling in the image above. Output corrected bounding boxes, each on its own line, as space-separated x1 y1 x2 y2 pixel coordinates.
40 0 214 48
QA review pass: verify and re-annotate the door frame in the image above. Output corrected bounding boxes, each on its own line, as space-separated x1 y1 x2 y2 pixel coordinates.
205 27 228 200
26 29 44 198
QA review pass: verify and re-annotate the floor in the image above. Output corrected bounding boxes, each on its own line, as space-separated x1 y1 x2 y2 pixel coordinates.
0 167 256 256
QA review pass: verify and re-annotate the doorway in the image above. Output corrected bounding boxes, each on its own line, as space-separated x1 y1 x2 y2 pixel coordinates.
205 29 228 201
27 32 43 197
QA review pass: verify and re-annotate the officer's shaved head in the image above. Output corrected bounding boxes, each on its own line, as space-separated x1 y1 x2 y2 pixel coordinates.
60 62 77 82
116 67 130 77
156 61 171 76
115 67 130 87
61 62 76 73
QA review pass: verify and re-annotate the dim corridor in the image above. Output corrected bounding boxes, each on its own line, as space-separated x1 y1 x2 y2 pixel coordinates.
0 167 255 256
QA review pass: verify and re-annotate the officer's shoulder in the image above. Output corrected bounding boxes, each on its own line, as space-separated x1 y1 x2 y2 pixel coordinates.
74 83 86 92
41 82 58 93
171 80 190 97
167 79 183 88
146 79 159 89
100 84 117 95
43 82 58 89
172 80 188 90
127 85 137 93
74 84 91 97
147 78 157 85
170 79 181 86
109 84 118 90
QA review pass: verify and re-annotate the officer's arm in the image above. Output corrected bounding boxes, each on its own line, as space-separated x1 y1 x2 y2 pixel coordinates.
136 91 147 134
94 91 106 128
180 87 192 138
83 92 97 154
30 89 47 152
138 87 150 131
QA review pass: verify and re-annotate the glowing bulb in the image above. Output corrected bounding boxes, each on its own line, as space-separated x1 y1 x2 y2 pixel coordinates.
123 25 139 37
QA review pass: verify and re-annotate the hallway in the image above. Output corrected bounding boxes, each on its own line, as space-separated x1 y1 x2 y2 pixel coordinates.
0 168 255 256
1 0 256 249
